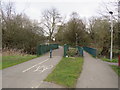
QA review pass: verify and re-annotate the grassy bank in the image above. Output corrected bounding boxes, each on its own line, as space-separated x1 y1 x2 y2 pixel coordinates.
44 57 84 88
101 58 118 63
111 65 120 76
0 55 37 69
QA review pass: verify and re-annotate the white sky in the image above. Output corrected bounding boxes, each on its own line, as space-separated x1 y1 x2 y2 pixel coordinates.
3 0 116 21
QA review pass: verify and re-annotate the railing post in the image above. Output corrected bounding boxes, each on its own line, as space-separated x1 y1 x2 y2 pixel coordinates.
64 44 66 57
64 44 68 57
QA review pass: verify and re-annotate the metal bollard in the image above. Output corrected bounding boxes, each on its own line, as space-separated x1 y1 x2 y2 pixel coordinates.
50 49 52 58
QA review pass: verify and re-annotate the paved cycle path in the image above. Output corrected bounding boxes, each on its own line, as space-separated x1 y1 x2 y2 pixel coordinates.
76 51 118 88
2 47 64 88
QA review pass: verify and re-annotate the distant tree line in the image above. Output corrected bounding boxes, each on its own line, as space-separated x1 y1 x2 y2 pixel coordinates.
1 2 45 54
55 12 119 58
1 1 119 58
55 12 90 46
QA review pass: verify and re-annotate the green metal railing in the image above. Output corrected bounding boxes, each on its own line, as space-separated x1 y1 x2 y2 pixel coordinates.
83 46 97 57
37 44 59 56
64 44 69 57
64 45 84 57
77 46 83 56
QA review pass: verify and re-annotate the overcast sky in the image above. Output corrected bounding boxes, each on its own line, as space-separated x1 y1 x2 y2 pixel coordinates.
3 0 116 21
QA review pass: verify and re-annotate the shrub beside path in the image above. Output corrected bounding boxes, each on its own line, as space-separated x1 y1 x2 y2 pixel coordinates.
76 51 118 88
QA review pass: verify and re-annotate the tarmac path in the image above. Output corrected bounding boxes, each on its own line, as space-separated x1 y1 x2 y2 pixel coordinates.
76 51 118 88
2 47 64 88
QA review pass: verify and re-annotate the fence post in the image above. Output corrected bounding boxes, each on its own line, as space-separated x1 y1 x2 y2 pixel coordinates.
64 44 68 57
64 44 66 57
81 47 83 56
37 45 39 56
77 46 84 57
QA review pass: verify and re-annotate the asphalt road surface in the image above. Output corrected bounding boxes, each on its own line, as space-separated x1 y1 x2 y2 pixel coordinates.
2 47 63 88
76 51 118 88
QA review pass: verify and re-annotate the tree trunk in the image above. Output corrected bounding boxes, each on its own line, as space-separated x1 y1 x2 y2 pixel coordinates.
101 46 109 57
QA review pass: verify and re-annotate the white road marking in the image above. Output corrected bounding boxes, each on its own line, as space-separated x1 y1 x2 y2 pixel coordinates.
40 66 47 72
34 65 53 72
32 81 43 88
34 66 42 72
34 65 45 72
22 58 49 72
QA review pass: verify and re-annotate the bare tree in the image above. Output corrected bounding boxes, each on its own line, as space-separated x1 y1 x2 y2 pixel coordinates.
1 1 16 26
98 0 118 20
41 8 61 42
1 1 45 54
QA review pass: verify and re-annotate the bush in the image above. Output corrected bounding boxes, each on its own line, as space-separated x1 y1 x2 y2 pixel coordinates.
2 48 27 56
67 48 77 57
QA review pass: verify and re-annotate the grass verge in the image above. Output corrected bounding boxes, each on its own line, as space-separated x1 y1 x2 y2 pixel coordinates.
0 55 37 69
44 57 84 88
102 58 118 63
110 65 120 76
